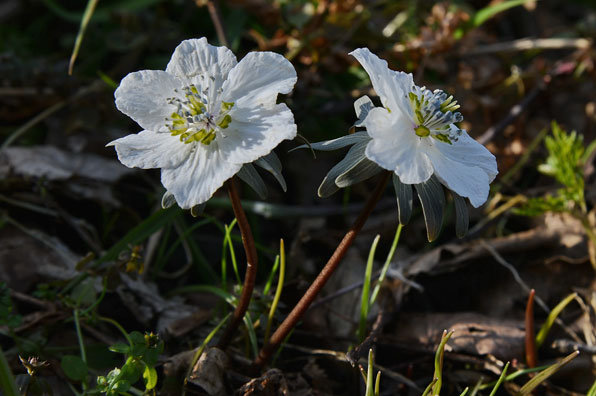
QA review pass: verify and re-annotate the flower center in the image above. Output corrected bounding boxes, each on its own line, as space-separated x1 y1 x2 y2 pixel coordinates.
165 84 234 146
408 87 463 144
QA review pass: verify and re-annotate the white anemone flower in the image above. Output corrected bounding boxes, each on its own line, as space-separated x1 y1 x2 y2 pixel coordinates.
108 38 297 210
305 48 497 241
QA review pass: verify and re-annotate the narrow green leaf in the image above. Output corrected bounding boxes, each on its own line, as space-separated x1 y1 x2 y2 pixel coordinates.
95 206 181 267
489 362 510 396
515 351 579 396
472 0 534 27
108 342 130 354
0 346 19 396
586 377 596 396
358 235 380 342
68 0 99 75
536 293 578 348
431 330 453 395
459 387 470 396
365 349 374 396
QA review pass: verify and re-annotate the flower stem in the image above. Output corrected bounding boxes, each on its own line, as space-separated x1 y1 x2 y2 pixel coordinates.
525 289 537 368
253 171 391 368
217 177 258 349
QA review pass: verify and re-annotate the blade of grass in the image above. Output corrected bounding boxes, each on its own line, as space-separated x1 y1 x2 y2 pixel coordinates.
68 0 99 75
535 292 578 348
168 285 236 307
459 387 469 396
370 223 402 304
358 235 381 342
515 351 579 396
489 362 510 396
365 349 374 396
587 377 596 396
223 219 241 285
472 0 535 27
184 312 231 393
263 255 280 297
431 330 453 396
265 240 286 343
0 346 19 396
243 314 259 359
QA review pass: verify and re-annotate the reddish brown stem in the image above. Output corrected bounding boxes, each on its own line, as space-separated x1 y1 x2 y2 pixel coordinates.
217 177 258 349
253 171 391 368
525 289 537 368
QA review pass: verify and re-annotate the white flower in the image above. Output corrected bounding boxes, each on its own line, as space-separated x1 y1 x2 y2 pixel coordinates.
350 47 497 208
107 38 297 209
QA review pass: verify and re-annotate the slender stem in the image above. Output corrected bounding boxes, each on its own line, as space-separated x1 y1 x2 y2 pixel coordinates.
217 177 259 349
265 239 286 343
73 309 88 391
254 171 391 368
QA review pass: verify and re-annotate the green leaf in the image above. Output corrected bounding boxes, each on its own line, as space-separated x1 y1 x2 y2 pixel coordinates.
108 342 130 354
143 365 158 390
536 293 578 348
489 362 510 396
70 277 96 307
515 351 579 396
112 379 132 392
143 347 160 367
472 0 535 27
358 235 380 342
60 355 88 381
119 359 144 385
94 207 181 268
129 331 145 345
68 0 99 75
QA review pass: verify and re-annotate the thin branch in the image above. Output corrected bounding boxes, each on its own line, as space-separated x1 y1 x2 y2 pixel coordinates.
253 171 391 368
217 177 258 349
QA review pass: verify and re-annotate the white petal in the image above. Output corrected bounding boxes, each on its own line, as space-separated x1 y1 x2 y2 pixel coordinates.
349 48 413 116
221 51 297 108
437 130 499 183
107 130 192 169
424 130 497 207
426 148 490 208
363 107 433 184
165 38 237 86
160 144 242 208
218 104 297 164
114 70 183 131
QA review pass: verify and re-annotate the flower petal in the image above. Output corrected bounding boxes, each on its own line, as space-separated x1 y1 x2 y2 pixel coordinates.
107 130 192 169
364 108 433 184
438 129 499 183
160 144 241 208
218 104 297 165
425 142 491 208
114 70 183 131
221 51 297 108
349 48 413 115
165 38 237 85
